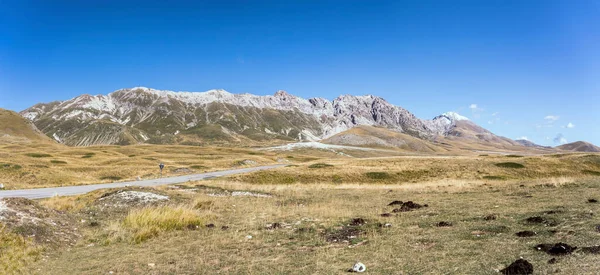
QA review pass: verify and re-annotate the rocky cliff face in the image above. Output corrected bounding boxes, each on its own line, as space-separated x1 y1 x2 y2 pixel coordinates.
21 87 471 146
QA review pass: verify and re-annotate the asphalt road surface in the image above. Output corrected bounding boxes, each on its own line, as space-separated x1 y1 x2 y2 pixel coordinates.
0 164 285 199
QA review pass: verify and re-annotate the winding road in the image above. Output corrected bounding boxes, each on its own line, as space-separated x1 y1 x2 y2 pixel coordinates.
0 164 285 199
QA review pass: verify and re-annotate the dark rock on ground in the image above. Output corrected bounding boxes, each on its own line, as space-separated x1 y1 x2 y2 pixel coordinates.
500 259 533 275
484 214 497 221
350 218 366 226
588 198 598 203
515 231 536 237
548 258 557 264
387 200 403 206
436 221 452 227
380 213 392 217
535 243 577 255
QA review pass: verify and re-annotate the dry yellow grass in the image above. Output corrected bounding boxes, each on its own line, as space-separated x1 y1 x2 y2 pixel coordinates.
0 226 42 275
0 143 282 189
122 205 204 243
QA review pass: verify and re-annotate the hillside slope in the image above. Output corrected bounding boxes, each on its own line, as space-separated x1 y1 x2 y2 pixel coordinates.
557 141 600 152
0 108 55 143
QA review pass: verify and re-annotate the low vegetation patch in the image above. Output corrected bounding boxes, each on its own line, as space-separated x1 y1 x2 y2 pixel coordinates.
505 155 524 158
495 162 525 169
365 171 391 180
0 163 21 170
190 165 209 169
25 153 52 158
122 205 203 243
582 170 600 176
308 163 333 169
0 227 42 274
100 176 122 181
483 175 507 180
81 153 95 159
50 160 67 164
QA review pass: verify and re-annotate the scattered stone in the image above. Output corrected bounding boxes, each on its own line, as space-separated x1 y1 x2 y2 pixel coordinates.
581 246 600 254
266 222 282 230
436 221 452 227
148 263 155 268
484 214 497 221
173 168 192 173
548 258 557 264
500 259 533 275
349 218 366 226
588 198 598 203
380 213 392 217
205 224 215 228
0 183 4 190
230 191 272 198
391 201 426 212
246 235 253 239
595 225 600 233
350 262 366 273
535 243 577 255
99 190 169 205
525 216 557 226
388 200 403 206
515 231 536 237
221 225 229 230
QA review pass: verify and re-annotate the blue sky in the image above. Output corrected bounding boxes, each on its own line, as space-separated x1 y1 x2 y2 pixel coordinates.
1 0 598 146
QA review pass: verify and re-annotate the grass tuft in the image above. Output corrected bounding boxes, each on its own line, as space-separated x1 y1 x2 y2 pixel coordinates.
123 205 204 243
25 153 52 158
365 171 391 180
308 163 333 169
50 160 67 164
495 162 525 169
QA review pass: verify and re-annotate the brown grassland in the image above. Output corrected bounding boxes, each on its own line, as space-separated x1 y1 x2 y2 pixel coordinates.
1 144 600 274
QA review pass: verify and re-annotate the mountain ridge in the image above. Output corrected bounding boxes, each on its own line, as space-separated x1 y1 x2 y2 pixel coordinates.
17 87 575 152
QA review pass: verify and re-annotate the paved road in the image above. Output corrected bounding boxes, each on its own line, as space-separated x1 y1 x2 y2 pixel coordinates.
0 164 285 199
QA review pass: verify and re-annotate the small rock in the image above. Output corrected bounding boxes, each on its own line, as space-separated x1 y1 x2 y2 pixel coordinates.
500 259 533 275
436 221 452 227
387 200 403 206
0 184 4 189
588 198 598 203
221 226 229 230
351 262 366 273
246 235 253 239
205 224 215 228
148 263 155 268
484 214 497 221
516 231 536 237
548 258 557 264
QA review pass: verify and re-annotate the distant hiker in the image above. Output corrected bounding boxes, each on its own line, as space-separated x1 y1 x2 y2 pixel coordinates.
159 163 165 177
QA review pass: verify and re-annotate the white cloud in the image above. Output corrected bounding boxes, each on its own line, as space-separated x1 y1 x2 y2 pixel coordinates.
544 115 559 122
566 122 575 128
469 104 478 110
553 133 567 145
488 120 493 124
517 136 528 141
492 112 499 116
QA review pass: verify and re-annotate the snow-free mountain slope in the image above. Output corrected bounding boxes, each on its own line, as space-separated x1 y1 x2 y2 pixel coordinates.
0 108 55 144
557 141 600 152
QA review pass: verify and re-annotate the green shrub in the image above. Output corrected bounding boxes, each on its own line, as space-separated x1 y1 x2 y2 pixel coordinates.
25 153 51 158
50 160 67 164
495 162 525 169
365 172 391 180
308 163 333 169
505 155 523 158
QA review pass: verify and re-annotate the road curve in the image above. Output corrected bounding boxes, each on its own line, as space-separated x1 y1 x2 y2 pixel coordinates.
0 164 285 200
